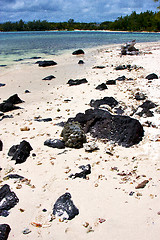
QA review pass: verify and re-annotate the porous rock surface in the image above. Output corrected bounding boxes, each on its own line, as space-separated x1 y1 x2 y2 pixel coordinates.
61 122 86 148
53 192 79 220
68 108 144 147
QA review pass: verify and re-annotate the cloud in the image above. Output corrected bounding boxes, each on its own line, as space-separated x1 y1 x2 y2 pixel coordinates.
0 0 159 22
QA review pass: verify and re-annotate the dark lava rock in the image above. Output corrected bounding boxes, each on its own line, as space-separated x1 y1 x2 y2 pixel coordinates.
114 107 124 115
61 122 86 148
4 94 24 105
0 103 20 113
139 100 158 110
3 174 24 181
95 83 108 91
0 224 11 240
92 66 105 69
106 80 116 85
44 139 65 149
8 140 33 164
90 97 118 108
135 92 146 101
146 73 158 80
0 140 3 151
42 75 56 80
137 100 158 117
72 49 84 55
115 65 127 70
35 118 52 122
68 108 144 147
67 78 88 86
69 164 91 179
116 75 126 81
53 192 79 220
0 94 24 113
25 90 30 93
0 83 6 87
78 60 84 64
0 184 19 217
38 60 57 67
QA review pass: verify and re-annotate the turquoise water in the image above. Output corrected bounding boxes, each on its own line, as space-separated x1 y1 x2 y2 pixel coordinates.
0 31 160 66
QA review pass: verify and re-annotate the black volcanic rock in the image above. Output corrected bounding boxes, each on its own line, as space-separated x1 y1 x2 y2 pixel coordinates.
146 73 158 80
53 192 79 220
93 66 105 69
135 92 146 101
90 97 118 108
139 100 158 110
42 75 56 80
95 83 108 91
72 49 84 55
4 94 24 105
0 184 19 217
44 139 65 149
106 80 116 85
0 224 11 240
78 60 84 64
8 140 33 164
0 140 3 151
68 108 144 147
116 75 126 81
0 103 20 113
38 60 57 67
0 94 24 113
67 78 88 86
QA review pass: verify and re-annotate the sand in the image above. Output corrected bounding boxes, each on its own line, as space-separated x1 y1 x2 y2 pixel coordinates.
0 41 160 240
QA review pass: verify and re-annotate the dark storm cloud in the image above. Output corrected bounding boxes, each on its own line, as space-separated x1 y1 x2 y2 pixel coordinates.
0 0 159 22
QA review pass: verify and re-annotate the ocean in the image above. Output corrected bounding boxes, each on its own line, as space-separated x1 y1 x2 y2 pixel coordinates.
0 31 160 66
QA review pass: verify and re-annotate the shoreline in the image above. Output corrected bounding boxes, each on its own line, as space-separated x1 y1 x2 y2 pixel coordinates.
0 41 160 240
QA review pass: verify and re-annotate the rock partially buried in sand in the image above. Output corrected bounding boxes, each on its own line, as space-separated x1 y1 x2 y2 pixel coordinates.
95 83 108 91
68 108 144 147
0 94 24 113
38 60 57 67
0 83 6 87
135 92 146 101
44 139 65 149
90 97 118 109
4 94 24 105
69 164 91 179
42 75 56 80
61 122 86 148
72 49 84 55
0 184 19 217
8 140 33 164
67 78 88 86
106 80 116 85
0 224 11 239
53 192 79 220
78 60 84 64
146 73 158 80
0 140 3 151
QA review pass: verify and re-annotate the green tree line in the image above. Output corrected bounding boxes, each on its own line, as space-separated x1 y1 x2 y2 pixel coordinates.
0 11 160 32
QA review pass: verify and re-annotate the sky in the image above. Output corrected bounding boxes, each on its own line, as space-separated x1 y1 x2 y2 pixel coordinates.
0 0 159 23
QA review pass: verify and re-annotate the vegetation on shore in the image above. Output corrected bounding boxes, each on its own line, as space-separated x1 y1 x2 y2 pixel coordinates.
0 11 160 32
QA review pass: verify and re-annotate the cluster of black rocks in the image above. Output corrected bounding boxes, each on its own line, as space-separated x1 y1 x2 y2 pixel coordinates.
0 94 24 113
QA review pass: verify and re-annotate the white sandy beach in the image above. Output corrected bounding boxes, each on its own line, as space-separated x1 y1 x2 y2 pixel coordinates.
0 41 160 240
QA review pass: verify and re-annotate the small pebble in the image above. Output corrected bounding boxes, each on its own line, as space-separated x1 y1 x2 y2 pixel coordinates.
22 228 31 234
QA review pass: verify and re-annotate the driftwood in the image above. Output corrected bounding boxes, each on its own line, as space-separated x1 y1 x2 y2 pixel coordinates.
121 40 139 56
